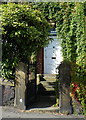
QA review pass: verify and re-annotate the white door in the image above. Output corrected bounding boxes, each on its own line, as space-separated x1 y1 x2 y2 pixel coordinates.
44 30 63 74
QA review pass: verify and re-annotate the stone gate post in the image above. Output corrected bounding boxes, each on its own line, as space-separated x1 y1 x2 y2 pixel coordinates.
0 85 3 106
58 61 72 114
14 62 28 110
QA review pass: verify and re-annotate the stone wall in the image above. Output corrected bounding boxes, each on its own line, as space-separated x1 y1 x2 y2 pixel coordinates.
0 84 15 106
2 85 15 106
0 78 15 106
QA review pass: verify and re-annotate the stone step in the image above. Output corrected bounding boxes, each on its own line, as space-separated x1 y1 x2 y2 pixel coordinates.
41 74 58 82
40 81 55 87
40 85 55 90
37 74 58 92
36 74 58 85
43 74 57 79
45 87 55 91
39 81 56 91
41 78 56 82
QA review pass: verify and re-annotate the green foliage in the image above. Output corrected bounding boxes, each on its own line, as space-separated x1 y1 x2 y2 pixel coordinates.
35 2 86 114
1 2 86 114
70 80 86 115
76 84 86 115
55 2 86 115
0 57 18 79
56 3 77 62
1 3 50 79
75 3 86 83
32 2 60 22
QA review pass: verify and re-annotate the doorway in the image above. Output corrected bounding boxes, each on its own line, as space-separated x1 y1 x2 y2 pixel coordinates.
44 29 63 74
27 29 61 110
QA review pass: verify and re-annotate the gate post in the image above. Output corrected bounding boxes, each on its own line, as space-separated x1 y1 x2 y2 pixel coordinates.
0 85 3 106
58 61 72 114
14 62 28 110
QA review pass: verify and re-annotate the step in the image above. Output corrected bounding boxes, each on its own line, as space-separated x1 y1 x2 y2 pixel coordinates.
40 83 56 91
43 74 57 79
40 81 56 85
40 81 55 87
37 74 58 92
36 74 58 85
41 74 58 81
45 87 55 91
28 107 59 112
41 78 56 82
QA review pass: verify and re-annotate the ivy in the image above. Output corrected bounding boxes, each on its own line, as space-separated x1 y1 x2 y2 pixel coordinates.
1 2 86 114
35 2 86 115
56 2 86 114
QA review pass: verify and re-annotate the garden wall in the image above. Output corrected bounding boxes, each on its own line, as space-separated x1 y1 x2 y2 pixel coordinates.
0 78 15 106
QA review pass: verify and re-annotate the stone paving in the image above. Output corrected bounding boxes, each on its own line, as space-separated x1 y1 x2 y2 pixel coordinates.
1 106 85 119
0 94 86 119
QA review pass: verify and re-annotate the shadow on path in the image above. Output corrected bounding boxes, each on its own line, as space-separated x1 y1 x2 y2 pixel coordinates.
27 95 57 110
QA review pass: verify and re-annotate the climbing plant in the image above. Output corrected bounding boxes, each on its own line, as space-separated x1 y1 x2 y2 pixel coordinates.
56 2 86 115
0 3 50 79
33 2 86 114
0 2 86 114
31 2 59 22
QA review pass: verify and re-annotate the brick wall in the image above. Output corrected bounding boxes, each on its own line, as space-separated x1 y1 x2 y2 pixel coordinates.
37 48 44 74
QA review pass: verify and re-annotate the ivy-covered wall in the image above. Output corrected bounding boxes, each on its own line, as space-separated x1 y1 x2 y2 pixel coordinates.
33 2 86 115
56 2 86 114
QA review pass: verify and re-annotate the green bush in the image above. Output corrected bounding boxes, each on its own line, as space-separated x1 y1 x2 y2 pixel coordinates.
1 3 50 79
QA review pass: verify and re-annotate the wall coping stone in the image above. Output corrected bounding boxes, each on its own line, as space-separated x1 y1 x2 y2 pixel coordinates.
0 78 14 86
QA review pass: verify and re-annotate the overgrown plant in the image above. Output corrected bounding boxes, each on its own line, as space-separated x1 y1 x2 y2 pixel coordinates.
34 2 86 114
1 2 86 114
0 3 50 79
56 2 86 115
